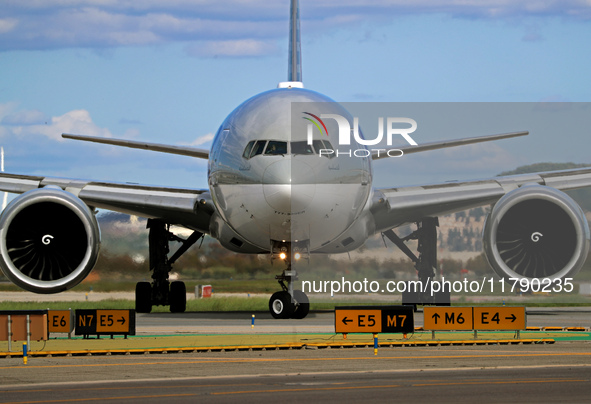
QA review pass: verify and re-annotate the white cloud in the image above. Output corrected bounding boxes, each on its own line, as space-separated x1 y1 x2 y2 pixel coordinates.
1 1 589 52
0 102 19 120
373 142 524 188
0 18 18 34
436 142 521 173
0 105 113 141
185 132 214 146
186 39 279 57
1 109 48 126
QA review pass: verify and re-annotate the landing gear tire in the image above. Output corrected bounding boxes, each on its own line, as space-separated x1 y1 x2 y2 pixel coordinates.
169 281 187 313
269 291 294 319
135 282 152 313
291 290 310 319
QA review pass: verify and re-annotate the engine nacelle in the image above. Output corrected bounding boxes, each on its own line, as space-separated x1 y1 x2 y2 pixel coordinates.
483 184 589 280
0 187 100 293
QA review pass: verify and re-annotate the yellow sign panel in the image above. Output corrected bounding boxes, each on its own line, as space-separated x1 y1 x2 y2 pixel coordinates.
335 309 382 333
48 310 71 333
423 307 473 330
473 307 526 330
96 310 130 333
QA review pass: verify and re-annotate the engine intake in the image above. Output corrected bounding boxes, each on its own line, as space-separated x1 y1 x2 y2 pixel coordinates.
0 187 100 293
483 184 589 280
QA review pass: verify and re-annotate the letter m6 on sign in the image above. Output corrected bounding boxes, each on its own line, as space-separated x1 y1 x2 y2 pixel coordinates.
423 307 473 330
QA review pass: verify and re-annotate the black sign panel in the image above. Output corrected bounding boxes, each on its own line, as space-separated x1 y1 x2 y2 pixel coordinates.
75 309 136 336
335 305 414 334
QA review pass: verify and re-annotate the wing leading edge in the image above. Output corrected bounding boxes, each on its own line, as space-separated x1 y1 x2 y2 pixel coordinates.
371 167 591 233
372 130 528 160
0 173 214 233
62 133 210 159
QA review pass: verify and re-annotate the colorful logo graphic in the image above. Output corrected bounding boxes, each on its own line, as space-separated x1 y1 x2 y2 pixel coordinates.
302 110 417 159
302 112 329 137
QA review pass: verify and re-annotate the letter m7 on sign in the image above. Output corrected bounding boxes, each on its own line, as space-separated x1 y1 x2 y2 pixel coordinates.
335 306 414 334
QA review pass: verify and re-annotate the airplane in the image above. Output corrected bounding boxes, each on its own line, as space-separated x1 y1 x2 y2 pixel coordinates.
0 0 590 319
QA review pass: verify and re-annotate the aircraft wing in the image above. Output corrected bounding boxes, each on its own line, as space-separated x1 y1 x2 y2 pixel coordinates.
371 130 529 160
62 134 210 160
371 167 591 233
0 173 214 233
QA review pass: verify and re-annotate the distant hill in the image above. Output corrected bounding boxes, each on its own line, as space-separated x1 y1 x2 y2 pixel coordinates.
497 162 590 176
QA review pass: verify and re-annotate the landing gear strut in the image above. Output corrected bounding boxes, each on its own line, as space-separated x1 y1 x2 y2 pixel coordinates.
268 242 310 319
269 264 310 319
135 219 202 313
383 217 450 307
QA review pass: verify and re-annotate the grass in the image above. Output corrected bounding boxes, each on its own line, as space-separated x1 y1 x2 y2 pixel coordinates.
0 279 280 294
0 297 347 312
0 295 589 313
0 300 135 311
0 297 270 312
1 278 590 312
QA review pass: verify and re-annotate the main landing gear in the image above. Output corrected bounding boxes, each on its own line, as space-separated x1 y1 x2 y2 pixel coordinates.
135 219 203 313
268 241 310 319
383 217 450 308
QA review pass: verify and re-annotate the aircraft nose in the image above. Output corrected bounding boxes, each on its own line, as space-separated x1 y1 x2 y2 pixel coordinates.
262 159 316 213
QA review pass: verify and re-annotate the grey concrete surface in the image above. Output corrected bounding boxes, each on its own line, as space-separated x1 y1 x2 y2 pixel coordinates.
0 343 590 403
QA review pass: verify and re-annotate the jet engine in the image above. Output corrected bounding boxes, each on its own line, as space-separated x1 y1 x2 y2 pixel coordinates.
483 184 589 280
0 187 100 293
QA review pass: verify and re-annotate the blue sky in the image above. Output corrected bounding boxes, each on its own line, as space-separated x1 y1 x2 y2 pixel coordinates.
1 0 590 190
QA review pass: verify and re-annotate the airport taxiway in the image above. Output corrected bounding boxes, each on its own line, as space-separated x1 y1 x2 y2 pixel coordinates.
0 343 590 402
133 307 591 335
0 307 588 402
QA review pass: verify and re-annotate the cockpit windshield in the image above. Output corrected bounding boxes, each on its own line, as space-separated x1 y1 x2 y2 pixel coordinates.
243 139 335 159
291 141 314 155
265 141 288 155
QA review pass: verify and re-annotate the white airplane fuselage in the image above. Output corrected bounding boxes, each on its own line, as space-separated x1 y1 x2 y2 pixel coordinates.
208 86 374 254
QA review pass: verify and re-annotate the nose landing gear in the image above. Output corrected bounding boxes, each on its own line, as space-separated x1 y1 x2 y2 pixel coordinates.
268 241 310 319
269 265 310 319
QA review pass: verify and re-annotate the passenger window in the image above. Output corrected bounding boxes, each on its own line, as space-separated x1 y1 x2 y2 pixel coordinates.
242 140 255 159
265 141 287 155
291 141 314 155
251 140 267 157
